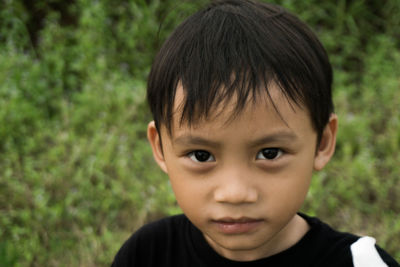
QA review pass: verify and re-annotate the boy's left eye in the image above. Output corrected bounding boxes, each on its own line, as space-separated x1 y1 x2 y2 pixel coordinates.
256 148 283 160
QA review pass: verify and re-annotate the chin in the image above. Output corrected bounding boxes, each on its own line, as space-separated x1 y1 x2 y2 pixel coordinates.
212 237 271 262
212 233 269 251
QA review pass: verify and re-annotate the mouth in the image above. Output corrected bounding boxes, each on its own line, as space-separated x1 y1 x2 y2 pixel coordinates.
212 217 264 234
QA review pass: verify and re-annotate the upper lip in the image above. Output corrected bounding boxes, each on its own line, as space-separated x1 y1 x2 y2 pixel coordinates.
213 217 263 223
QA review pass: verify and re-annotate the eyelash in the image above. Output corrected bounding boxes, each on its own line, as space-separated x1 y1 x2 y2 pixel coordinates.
256 148 284 161
186 148 284 163
187 150 215 162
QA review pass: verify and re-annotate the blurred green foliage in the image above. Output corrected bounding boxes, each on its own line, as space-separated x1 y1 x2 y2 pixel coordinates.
0 0 399 265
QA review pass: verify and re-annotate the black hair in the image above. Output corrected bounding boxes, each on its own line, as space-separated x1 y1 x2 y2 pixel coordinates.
147 0 333 143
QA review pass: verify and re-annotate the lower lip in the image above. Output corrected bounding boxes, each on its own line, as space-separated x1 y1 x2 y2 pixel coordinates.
213 220 263 234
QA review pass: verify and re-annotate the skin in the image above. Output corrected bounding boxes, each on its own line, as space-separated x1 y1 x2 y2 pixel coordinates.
148 83 338 261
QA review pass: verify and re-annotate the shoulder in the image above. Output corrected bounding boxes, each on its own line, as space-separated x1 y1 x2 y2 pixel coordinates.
121 214 188 248
350 236 399 267
131 214 188 240
111 214 190 267
299 213 399 267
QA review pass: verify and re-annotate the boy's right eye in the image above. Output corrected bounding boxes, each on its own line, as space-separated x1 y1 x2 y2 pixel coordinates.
187 150 215 162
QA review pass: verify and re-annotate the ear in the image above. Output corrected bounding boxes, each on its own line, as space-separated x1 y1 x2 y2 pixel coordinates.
314 114 338 171
147 121 168 173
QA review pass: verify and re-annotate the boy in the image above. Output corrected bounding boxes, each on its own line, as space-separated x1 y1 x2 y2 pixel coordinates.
112 0 399 266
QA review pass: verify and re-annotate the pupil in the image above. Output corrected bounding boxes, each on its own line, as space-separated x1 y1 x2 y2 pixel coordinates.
195 151 210 162
262 148 278 159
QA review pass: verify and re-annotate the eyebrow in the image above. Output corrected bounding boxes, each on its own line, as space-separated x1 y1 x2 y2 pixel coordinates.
247 131 299 148
173 135 221 148
173 131 298 148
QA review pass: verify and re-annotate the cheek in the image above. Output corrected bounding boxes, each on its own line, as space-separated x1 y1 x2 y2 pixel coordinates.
162 152 211 213
287 163 313 198
264 180 310 221
167 169 209 211
265 158 314 207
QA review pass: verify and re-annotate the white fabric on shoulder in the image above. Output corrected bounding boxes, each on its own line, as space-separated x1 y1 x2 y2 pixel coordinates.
350 236 388 267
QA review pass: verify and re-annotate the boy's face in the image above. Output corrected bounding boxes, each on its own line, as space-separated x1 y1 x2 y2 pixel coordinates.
148 83 337 261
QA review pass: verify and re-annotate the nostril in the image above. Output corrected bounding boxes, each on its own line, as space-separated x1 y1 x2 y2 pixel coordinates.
214 185 258 204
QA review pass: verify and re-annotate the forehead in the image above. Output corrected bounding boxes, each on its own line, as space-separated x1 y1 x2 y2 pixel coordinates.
165 83 314 138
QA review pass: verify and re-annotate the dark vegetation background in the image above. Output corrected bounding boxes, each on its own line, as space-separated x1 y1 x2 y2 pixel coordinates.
0 0 399 265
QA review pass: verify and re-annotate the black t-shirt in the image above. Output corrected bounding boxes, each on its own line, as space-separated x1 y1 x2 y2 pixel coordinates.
111 213 399 267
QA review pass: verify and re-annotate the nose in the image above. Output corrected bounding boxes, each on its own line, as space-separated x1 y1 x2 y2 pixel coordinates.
213 168 258 204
